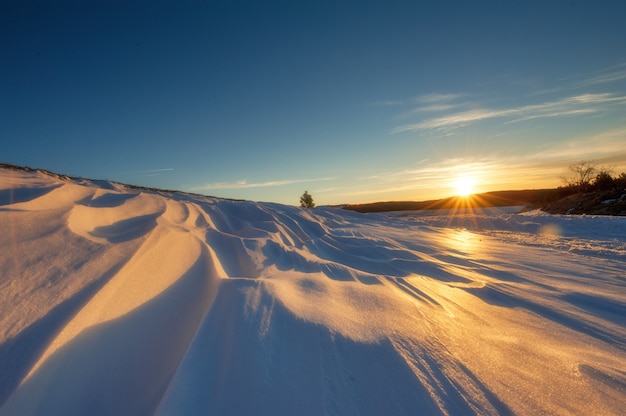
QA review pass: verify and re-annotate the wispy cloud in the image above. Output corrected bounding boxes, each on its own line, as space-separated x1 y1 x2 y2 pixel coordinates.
529 126 626 162
505 108 597 124
369 99 405 106
346 127 626 202
412 104 457 113
371 93 464 108
393 93 626 133
531 63 626 97
192 177 334 191
417 93 465 104
574 62 626 87
340 158 510 200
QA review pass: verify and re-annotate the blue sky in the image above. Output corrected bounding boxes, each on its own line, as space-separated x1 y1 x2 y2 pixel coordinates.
2 1 626 205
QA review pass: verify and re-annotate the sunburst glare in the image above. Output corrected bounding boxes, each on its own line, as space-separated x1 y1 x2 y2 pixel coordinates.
453 175 475 197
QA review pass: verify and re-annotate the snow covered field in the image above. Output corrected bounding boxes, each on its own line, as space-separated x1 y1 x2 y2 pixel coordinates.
1 167 625 415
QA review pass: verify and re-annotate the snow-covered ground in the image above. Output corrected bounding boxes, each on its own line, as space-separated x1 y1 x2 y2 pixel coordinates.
1 167 624 415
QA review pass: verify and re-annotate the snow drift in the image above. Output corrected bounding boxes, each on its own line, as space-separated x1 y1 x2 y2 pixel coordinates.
0 167 625 415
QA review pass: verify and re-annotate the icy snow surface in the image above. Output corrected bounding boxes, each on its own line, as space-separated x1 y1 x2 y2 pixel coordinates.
0 168 625 415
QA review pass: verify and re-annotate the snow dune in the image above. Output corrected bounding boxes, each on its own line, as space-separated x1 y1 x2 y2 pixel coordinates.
0 167 625 415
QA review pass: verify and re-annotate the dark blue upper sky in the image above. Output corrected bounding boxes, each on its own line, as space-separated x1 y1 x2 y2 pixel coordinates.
3 1 626 204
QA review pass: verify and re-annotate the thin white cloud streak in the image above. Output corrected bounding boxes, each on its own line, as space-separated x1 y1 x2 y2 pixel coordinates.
341 127 626 202
345 160 502 199
531 127 626 161
371 93 464 108
584 70 626 85
504 109 597 124
193 177 334 191
394 93 626 133
370 100 405 106
412 104 457 113
530 63 626 97
574 63 626 87
342 159 550 201
417 93 465 103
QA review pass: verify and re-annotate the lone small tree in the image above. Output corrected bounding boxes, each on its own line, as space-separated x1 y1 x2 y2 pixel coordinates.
300 191 315 208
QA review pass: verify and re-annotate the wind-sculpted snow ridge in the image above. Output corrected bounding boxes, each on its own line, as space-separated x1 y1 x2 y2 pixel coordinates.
1 167 625 415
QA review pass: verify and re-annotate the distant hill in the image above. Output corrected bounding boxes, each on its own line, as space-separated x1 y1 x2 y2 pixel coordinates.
340 189 555 213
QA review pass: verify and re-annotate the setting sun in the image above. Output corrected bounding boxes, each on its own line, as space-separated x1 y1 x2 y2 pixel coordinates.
454 175 475 197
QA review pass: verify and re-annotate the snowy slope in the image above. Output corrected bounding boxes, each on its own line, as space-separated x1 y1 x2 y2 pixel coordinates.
0 167 625 415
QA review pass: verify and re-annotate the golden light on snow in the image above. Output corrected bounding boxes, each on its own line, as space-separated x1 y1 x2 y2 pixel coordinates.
2 166 626 416
445 228 483 255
